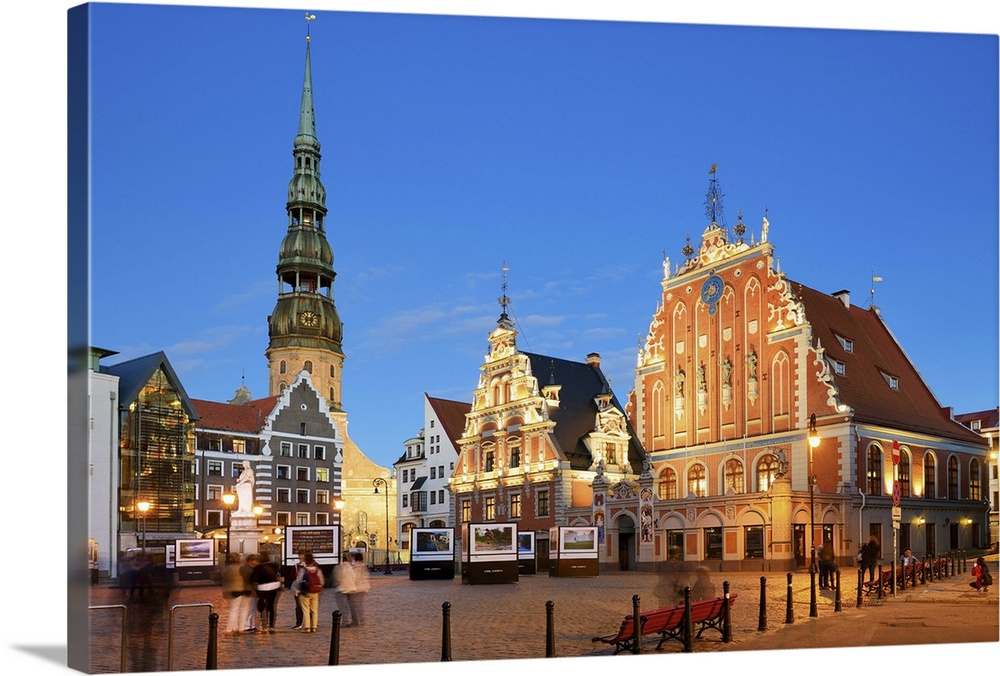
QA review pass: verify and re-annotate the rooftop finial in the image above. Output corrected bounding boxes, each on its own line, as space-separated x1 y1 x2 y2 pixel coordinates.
704 163 727 231
498 261 511 319
305 11 316 41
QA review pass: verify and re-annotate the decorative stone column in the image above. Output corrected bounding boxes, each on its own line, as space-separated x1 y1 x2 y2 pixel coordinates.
768 474 794 570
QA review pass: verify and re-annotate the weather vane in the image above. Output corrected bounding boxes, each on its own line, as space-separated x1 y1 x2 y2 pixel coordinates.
498 261 511 317
305 11 316 41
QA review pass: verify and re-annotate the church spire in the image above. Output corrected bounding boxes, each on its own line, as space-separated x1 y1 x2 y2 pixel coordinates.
267 14 345 406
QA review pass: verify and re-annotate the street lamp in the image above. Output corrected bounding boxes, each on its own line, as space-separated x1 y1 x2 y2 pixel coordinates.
136 500 151 557
807 413 821 617
372 477 392 575
253 504 263 527
222 492 236 559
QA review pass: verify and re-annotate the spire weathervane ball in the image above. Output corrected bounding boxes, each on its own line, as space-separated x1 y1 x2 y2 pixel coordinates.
306 11 316 40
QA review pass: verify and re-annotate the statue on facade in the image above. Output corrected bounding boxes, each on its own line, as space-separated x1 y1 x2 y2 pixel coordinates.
235 460 255 515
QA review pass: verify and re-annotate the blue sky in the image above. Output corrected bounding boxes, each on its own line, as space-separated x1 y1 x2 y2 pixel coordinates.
83 2 998 472
3 2 996 675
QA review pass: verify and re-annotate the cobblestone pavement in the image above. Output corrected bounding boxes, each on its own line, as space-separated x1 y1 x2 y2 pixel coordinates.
85 561 998 673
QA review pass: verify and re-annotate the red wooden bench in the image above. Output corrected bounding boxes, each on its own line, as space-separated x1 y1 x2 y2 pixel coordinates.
861 569 894 596
592 593 738 654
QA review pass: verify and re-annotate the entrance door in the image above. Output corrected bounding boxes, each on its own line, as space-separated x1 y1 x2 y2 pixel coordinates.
793 524 806 567
949 523 959 550
616 514 636 571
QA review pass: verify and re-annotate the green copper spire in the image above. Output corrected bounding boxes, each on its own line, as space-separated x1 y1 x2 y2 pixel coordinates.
295 36 319 150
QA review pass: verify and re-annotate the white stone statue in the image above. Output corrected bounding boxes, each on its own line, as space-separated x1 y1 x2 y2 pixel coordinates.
235 460 255 515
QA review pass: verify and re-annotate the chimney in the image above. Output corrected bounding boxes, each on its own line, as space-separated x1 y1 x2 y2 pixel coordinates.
832 290 850 309
586 353 601 368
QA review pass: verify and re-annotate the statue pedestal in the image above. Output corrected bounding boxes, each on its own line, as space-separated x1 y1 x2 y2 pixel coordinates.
229 515 263 557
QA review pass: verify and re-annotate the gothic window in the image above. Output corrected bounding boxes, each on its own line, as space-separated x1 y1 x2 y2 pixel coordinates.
658 467 677 500
924 453 936 498
948 456 959 499
724 458 744 494
899 450 912 497
280 361 287 374
970 459 981 501
770 351 791 419
756 454 779 492
687 464 706 498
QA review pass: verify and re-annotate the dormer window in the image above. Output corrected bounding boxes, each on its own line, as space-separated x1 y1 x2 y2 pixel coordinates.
879 370 899 390
834 333 854 353
832 359 846 376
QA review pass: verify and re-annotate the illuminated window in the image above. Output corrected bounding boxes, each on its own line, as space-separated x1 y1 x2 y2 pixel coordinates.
658 467 677 500
724 458 744 494
756 455 779 492
484 496 495 520
537 489 550 517
867 445 883 494
687 464 706 498
970 459 981 501
924 453 937 498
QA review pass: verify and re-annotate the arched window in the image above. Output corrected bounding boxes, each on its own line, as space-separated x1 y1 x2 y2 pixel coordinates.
279 360 286 374
756 454 779 492
509 440 521 469
483 443 495 473
899 449 912 497
724 458 744 494
330 365 336 377
329 388 335 401
924 453 936 498
970 458 981 500
947 456 959 499
657 467 677 500
651 380 665 439
304 360 313 373
866 445 883 495
687 464 706 498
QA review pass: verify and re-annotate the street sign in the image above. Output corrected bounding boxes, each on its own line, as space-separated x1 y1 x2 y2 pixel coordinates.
891 506 901 520
892 520 900 530
892 481 901 506
891 439 900 465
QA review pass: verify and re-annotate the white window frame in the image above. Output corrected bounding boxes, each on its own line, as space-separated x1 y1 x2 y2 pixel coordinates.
314 445 326 461
316 467 329 483
316 490 329 505
280 442 292 457
295 512 310 526
207 484 223 501
276 464 291 480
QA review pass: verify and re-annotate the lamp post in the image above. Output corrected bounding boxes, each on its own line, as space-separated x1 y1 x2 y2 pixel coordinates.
372 477 392 575
137 500 151 557
807 413 821 617
222 492 236 559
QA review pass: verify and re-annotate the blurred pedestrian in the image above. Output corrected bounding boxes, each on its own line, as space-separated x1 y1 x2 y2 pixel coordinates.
818 539 838 589
296 552 325 632
239 554 258 632
289 550 307 629
690 566 716 601
343 551 371 626
250 551 283 633
222 554 249 634
860 535 880 583
334 554 357 626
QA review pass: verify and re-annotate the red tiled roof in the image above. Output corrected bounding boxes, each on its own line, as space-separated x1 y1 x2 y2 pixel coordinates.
426 395 471 443
955 407 1000 430
190 396 280 433
794 282 985 446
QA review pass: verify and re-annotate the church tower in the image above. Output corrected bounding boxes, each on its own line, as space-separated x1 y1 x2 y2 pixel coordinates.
265 18 396 561
266 27 344 410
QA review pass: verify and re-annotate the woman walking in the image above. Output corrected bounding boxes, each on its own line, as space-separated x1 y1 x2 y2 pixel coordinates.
249 551 283 633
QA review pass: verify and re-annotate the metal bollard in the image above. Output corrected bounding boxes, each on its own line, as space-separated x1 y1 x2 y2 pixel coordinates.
961 551 967 573
328 609 342 666
757 576 767 631
545 601 555 658
901 562 907 591
785 572 794 624
441 601 452 661
856 567 863 608
632 594 643 655
951 552 956 577
809 564 818 617
722 581 733 643
834 569 842 612
682 586 694 653
877 564 884 599
206 612 219 670
891 561 897 596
